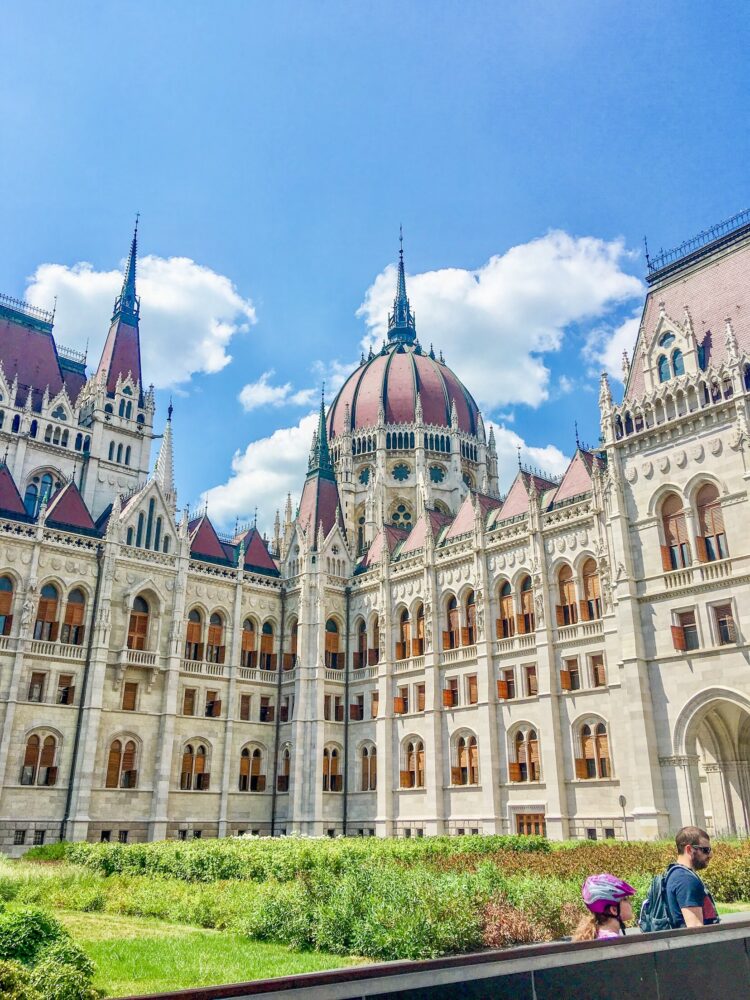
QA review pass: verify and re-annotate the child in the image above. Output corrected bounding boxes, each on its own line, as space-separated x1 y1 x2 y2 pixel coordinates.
573 873 636 940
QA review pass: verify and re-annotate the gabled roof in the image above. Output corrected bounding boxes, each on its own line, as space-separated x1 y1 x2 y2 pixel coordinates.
358 524 408 570
400 508 453 556
551 450 594 506
235 526 279 575
444 491 502 541
188 514 227 562
492 470 559 523
95 225 143 394
297 474 343 541
45 480 96 533
0 463 28 517
0 311 67 411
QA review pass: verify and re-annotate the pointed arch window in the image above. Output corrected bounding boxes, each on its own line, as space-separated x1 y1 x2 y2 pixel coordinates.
672 349 685 377
509 727 540 783
355 619 367 669
322 746 342 791
497 581 514 639
556 566 577 627
414 603 425 656
465 591 476 646
34 584 60 641
241 618 257 668
23 483 38 516
324 618 340 669
360 744 376 791
396 609 410 660
519 576 535 634
127 596 149 651
575 722 610 779
180 743 209 790
658 355 670 382
260 621 276 671
61 587 86 645
443 596 460 650
206 613 225 664
0 575 14 636
452 734 479 786
185 609 203 661
580 560 601 621
696 483 728 562
106 738 138 788
284 619 298 670
661 493 690 570
21 733 57 786
277 745 291 792
401 739 425 788
240 746 265 792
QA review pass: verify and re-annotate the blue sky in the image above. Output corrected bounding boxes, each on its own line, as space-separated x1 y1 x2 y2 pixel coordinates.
3 1 749 530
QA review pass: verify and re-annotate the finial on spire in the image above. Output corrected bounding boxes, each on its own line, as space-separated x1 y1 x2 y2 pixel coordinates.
387 228 416 344
167 397 173 422
517 445 522 470
253 506 258 529
399 223 404 261
575 420 580 449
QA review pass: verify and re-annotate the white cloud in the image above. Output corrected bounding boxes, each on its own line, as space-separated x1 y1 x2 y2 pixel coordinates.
238 371 316 411
25 256 256 389
488 421 570 494
583 310 641 383
357 231 643 410
202 411 317 533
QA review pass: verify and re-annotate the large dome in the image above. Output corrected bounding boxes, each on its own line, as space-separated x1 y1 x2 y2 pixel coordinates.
327 341 480 439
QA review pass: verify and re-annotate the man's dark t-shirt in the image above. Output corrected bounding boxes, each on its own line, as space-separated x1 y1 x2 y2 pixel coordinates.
665 863 719 927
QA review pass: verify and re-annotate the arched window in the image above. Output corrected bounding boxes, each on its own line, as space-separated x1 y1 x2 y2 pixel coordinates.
657 355 670 382
355 619 367 669
401 740 425 788
239 746 265 792
23 482 38 516
135 512 144 547
116 443 123 463
44 424 53 443
34 583 60 641
661 493 690 570
672 350 685 377
0 575 13 636
696 483 728 562
444 596 459 650
414 603 425 656
21 733 57 786
74 433 82 451
180 743 209 790
106 738 138 788
371 616 380 663
260 621 276 671
241 618 256 668
509 727 540 783
519 576 535 634
206 612 225 664
360 745 377 791
125 446 131 466
322 746 342 791
576 722 610 779
61 429 68 447
324 618 340 669
285 620 298 670
465 591 476 645
580 560 601 621
61 587 86 645
127 596 150 651
497 581 514 639
185 609 203 661
277 745 291 792
29 420 38 439
452 734 479 786
108 441 115 461
556 565 577 627
396 609 410 660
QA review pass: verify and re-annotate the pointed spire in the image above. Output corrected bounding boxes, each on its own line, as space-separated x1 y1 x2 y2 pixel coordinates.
387 227 416 344
113 215 140 324
307 387 335 481
154 405 176 510
96 219 143 393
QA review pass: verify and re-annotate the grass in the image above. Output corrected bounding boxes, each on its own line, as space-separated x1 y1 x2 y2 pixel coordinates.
57 911 360 998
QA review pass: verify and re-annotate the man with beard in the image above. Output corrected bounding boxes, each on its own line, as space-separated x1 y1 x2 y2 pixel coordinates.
665 826 720 928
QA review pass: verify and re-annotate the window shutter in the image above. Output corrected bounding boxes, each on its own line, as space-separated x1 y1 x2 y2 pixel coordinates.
451 766 462 785
695 535 708 563
671 625 687 652
449 608 460 632
44 766 58 786
579 600 590 622
371 691 379 717
0 590 11 617
201 773 211 790
597 732 610 761
560 669 572 691
266 705 275 722
183 689 195 715
257 774 266 792
583 733 595 761
411 638 423 656
65 601 84 627
2 614 12 636
122 682 138 711
122 741 136 772
442 630 451 650
241 629 255 653
349 704 361 721
442 689 453 708
661 545 673 572
417 686 425 712
726 616 738 642
399 769 412 788
48 621 59 641
186 620 201 644
395 641 406 660
393 696 405 714
516 613 527 635
468 675 478 704
324 632 338 653
575 757 588 780
106 743 121 788
496 679 509 700
469 743 479 778
417 749 425 784
40 737 55 767
508 762 522 782
461 626 470 646
555 605 565 627
496 618 503 639
211 699 222 717
529 739 540 765
368 647 379 665
207 624 222 647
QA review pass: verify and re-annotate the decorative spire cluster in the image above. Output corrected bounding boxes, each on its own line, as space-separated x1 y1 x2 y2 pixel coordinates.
307 387 335 481
387 227 416 344
112 215 140 324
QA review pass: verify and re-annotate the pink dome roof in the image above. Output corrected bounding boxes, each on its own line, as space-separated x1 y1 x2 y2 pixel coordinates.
327 343 480 439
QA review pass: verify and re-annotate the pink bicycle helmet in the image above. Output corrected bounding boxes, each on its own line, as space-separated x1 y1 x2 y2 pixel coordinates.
582 874 636 914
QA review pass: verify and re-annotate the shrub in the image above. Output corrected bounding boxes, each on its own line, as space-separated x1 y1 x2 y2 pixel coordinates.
0 959 38 1000
29 960 99 1000
36 940 95 979
0 907 64 964
22 842 71 863
482 901 551 948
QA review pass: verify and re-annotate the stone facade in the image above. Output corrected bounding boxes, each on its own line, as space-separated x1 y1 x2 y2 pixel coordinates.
2 218 750 855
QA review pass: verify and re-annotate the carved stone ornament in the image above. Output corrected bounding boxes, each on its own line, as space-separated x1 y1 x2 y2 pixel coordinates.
641 460 654 479
710 438 722 457
545 540 554 555
497 555 505 570
556 537 566 553
569 534 577 552
534 592 545 628
675 449 687 468
625 465 638 484
658 456 670 474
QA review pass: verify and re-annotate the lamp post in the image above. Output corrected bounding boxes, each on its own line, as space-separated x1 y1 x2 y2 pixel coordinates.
619 794 629 842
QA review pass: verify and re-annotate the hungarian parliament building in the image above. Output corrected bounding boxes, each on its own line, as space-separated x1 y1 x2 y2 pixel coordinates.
1 210 749 853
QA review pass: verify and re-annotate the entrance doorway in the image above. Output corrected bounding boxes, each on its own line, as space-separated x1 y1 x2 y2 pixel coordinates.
685 698 750 837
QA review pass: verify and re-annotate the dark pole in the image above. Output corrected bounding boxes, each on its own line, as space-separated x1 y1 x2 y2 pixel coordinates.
342 585 351 836
270 586 286 837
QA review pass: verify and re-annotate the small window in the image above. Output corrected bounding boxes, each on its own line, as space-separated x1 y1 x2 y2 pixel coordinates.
14 830 26 846
586 828 597 841
33 830 45 846
524 664 538 697
673 611 699 652
604 828 615 839
714 604 736 646
118 830 129 844
101 830 111 842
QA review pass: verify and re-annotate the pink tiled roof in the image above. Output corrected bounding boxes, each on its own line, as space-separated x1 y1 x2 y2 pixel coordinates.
400 508 453 555
359 524 408 569
444 491 502 541
95 316 142 394
327 344 480 438
0 316 66 410
45 481 96 531
297 475 342 540
236 527 278 574
0 464 27 516
494 472 558 522
552 451 594 505
626 236 750 401
189 515 227 561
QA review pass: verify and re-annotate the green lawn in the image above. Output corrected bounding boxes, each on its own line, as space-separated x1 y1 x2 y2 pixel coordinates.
58 911 360 998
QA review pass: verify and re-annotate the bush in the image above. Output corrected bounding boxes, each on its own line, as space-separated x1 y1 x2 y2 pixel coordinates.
0 959 39 1000
22 842 71 863
29 960 99 1000
482 901 551 948
0 907 64 964
36 940 95 979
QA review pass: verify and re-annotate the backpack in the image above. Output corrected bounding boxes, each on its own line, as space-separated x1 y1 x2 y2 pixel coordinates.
639 865 680 933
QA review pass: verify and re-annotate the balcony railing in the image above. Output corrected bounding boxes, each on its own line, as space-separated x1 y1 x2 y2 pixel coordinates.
28 638 85 661
120 648 158 668
441 644 477 666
